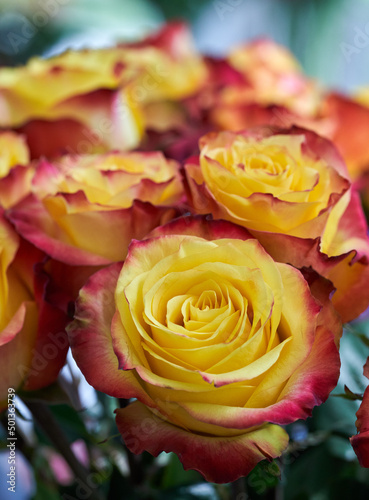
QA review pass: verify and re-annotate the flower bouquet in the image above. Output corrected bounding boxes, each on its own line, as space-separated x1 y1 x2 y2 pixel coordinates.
1 21 369 499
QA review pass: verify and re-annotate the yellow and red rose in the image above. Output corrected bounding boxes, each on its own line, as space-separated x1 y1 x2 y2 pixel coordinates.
8 151 184 265
0 131 32 208
0 23 207 158
68 216 341 483
0 210 68 409
226 39 321 117
185 127 369 322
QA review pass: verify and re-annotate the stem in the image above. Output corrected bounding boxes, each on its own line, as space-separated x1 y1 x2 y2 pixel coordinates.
118 398 144 486
24 399 104 500
231 476 248 499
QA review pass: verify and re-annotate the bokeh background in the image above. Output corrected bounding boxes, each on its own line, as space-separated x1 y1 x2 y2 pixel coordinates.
1 1 369 499
1 0 369 92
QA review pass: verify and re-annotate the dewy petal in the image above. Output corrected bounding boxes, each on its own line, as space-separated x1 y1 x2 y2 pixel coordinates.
115 401 289 483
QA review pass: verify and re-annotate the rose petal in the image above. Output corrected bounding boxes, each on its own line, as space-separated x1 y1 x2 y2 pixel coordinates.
115 400 289 483
68 263 153 405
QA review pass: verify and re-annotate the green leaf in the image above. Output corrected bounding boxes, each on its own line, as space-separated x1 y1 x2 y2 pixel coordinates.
333 386 363 401
161 453 202 490
32 478 60 500
19 381 73 406
48 404 91 443
247 459 281 496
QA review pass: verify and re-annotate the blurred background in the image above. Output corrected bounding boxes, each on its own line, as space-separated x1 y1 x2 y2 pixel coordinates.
1 0 369 92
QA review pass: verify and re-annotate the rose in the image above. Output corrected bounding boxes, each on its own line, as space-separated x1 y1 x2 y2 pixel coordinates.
194 40 369 182
0 23 207 158
0 210 69 409
0 130 33 208
68 216 341 483
0 131 29 178
0 51 141 155
8 151 184 265
225 39 321 117
185 127 369 322
198 39 323 135
319 93 369 180
350 358 369 467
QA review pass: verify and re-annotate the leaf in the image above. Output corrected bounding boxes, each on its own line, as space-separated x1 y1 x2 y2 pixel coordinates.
48 404 91 443
19 381 73 406
356 334 369 348
333 386 363 401
247 459 281 496
161 452 202 490
31 479 60 500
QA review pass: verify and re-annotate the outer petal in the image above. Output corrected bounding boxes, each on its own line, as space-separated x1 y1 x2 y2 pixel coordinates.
22 258 70 392
0 237 70 404
115 401 289 483
0 302 38 407
17 88 142 158
67 263 153 405
351 357 369 468
0 164 34 209
322 93 369 179
149 214 254 241
8 194 176 265
252 229 369 323
351 385 369 468
0 131 29 178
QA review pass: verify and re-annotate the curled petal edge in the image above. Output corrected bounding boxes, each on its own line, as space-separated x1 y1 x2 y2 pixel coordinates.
115 401 289 483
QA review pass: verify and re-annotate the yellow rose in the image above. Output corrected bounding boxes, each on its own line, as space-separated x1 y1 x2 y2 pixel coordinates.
0 131 32 208
8 151 184 264
185 127 369 322
68 216 341 482
0 131 29 177
0 211 68 408
0 23 207 156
